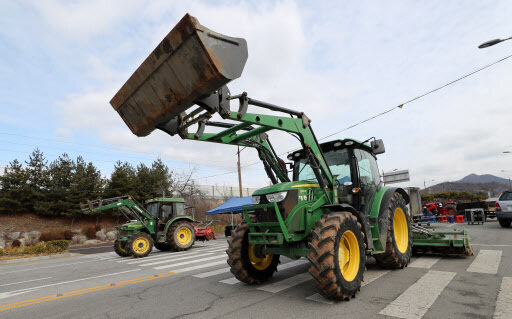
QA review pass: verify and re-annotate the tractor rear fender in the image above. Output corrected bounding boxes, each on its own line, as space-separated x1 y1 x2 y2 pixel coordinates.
370 187 410 251
164 216 195 235
322 203 373 251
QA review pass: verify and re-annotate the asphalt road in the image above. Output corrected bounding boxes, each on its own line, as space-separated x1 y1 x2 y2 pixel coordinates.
1 220 511 319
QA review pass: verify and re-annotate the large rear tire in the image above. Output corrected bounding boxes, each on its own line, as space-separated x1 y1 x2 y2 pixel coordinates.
498 218 511 228
227 222 280 284
114 239 131 257
168 221 195 251
127 232 153 258
308 211 366 301
374 192 412 269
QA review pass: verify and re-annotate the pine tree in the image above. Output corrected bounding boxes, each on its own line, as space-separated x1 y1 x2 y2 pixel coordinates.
25 148 48 212
151 158 171 198
0 159 29 214
105 161 136 198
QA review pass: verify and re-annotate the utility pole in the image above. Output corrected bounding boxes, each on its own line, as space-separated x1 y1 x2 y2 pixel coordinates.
237 146 243 197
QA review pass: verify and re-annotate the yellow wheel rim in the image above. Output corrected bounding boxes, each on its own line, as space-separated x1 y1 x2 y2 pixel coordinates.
393 207 408 253
176 227 193 246
132 237 149 254
338 230 360 282
118 242 127 254
248 244 273 270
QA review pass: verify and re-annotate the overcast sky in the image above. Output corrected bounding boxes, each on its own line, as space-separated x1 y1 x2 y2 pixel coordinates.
1 1 511 189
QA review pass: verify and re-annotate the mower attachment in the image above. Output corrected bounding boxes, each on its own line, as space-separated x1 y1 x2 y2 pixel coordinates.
412 225 473 256
110 13 248 136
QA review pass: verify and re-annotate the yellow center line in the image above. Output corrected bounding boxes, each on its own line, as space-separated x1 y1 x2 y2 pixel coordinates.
0 272 177 312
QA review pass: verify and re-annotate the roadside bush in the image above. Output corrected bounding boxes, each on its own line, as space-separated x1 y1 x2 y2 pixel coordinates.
0 247 3 256
12 239 21 248
39 229 65 242
45 240 69 253
82 225 97 240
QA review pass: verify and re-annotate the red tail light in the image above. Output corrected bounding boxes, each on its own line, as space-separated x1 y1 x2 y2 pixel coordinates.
496 202 501 211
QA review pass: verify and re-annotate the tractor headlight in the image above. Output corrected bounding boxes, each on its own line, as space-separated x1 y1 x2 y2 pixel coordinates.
266 191 288 203
252 195 261 205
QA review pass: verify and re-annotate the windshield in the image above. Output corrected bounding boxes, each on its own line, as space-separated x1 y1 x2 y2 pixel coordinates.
146 203 159 217
295 149 350 182
500 192 512 201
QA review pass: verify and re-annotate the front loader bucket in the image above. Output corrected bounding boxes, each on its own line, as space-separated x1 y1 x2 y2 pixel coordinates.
110 13 248 136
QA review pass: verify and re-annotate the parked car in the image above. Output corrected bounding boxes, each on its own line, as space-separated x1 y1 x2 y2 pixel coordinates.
496 191 512 228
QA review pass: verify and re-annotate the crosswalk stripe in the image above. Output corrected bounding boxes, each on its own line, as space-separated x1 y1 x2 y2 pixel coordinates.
494 277 512 319
116 246 226 263
467 250 502 274
258 273 311 293
193 267 231 278
139 253 215 267
172 260 228 274
408 257 440 269
219 277 240 285
219 259 309 285
127 248 227 265
154 255 226 270
306 269 390 304
379 270 456 319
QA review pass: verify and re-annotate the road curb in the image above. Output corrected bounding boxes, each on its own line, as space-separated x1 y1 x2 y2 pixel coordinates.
0 252 80 265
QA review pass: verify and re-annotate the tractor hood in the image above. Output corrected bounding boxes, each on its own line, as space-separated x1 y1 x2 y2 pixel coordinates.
119 220 146 230
253 181 320 196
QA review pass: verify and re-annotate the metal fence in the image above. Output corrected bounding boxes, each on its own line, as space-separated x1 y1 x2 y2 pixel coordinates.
196 184 258 199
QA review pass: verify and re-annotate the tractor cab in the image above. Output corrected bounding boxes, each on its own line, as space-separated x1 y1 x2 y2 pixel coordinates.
145 198 187 230
289 138 384 214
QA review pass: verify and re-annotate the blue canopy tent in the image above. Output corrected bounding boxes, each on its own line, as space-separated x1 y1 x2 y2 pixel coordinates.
205 196 253 215
206 197 252 234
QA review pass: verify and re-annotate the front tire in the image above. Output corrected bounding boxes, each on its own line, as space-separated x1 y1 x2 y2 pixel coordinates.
128 233 153 258
308 211 366 301
374 192 412 269
114 239 131 257
498 218 511 228
227 222 280 284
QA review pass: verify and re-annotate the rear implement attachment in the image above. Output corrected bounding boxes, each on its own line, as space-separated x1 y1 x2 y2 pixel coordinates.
412 225 473 256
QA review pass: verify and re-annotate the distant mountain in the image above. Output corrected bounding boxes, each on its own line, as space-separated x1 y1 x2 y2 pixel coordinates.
458 174 510 185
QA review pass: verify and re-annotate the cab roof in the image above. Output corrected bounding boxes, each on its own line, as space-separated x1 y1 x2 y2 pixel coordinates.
146 197 185 204
286 138 373 161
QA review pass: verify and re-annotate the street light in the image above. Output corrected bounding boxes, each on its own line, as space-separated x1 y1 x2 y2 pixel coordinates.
479 36 512 49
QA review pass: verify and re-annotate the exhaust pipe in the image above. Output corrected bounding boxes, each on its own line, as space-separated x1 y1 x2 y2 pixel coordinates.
110 14 248 136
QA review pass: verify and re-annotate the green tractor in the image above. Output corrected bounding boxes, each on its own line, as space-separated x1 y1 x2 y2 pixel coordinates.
108 14 472 299
82 196 196 258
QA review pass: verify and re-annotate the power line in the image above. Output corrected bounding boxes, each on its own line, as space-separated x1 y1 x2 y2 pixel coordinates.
319 52 512 140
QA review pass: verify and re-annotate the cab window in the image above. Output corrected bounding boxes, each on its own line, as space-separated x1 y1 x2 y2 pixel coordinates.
160 204 173 221
175 203 185 216
354 149 381 187
146 203 159 218
295 148 350 182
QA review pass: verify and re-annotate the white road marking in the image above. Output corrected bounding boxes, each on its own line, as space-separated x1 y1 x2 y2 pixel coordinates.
0 260 97 275
0 277 53 287
219 277 240 285
154 255 226 270
115 246 227 263
472 244 512 247
0 269 141 300
494 277 512 319
258 273 311 293
379 270 456 319
408 257 440 269
467 250 502 274
193 267 230 278
139 253 215 267
220 259 309 285
306 269 390 304
171 260 228 273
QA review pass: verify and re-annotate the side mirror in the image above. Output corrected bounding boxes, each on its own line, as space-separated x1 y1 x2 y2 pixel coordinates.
371 139 385 155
